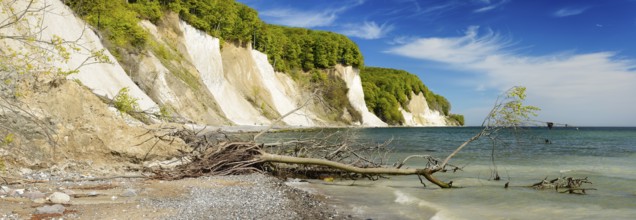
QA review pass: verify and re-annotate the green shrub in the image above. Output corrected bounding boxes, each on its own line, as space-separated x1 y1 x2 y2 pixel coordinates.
449 114 465 126
113 87 140 115
65 0 149 51
130 0 164 23
159 105 173 121
2 133 14 146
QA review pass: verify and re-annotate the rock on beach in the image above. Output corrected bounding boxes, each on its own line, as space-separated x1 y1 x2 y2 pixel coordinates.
48 192 71 204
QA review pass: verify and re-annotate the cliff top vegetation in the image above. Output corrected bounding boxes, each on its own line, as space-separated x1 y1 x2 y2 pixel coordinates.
361 67 461 125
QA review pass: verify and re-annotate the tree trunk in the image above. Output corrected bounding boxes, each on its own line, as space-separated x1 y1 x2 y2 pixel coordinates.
259 152 453 188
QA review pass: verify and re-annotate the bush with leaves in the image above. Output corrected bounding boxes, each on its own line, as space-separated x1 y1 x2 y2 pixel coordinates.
113 87 140 115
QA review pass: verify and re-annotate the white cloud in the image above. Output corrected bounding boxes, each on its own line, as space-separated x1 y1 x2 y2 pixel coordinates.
387 35 418 45
260 1 365 28
473 0 510 13
342 21 394 39
387 27 636 126
553 7 589 17
261 8 338 28
387 26 509 63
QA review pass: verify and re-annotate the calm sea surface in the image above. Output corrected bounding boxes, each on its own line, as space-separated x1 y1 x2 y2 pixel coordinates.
266 127 636 219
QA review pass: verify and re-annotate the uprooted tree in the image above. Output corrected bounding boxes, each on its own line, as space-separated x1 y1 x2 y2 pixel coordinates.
151 86 593 191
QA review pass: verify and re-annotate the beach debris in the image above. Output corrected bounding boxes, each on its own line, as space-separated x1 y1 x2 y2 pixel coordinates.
531 177 595 194
151 87 542 190
547 122 554 129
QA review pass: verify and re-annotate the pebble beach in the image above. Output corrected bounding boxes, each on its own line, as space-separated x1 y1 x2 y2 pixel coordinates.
1 171 355 220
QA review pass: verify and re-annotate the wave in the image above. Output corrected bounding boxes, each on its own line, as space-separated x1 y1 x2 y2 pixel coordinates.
393 190 458 220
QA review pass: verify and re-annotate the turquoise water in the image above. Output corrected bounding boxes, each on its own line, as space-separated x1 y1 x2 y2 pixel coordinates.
269 127 636 219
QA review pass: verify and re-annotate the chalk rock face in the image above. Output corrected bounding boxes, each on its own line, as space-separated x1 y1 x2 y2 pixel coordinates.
180 21 270 125
48 192 71 204
31 0 159 112
250 50 317 126
333 65 387 127
1 0 454 128
401 92 448 126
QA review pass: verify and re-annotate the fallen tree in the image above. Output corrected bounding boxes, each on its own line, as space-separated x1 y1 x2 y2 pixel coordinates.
153 87 552 190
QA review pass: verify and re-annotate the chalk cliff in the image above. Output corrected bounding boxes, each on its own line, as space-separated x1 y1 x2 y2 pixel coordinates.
1 0 455 127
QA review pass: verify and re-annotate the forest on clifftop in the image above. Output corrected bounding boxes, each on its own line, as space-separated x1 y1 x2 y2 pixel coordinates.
64 0 462 125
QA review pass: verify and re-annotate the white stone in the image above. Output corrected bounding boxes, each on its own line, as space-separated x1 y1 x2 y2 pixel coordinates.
48 192 71 204
18 168 33 175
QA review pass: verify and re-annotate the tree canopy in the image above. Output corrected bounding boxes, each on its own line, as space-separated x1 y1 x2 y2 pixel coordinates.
65 0 364 73
360 67 456 125
173 0 364 72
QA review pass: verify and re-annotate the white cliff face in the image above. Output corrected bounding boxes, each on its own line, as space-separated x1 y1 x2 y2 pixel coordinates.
1 0 158 112
137 52 179 105
250 50 315 126
3 0 450 127
401 92 448 126
180 21 269 125
334 66 387 126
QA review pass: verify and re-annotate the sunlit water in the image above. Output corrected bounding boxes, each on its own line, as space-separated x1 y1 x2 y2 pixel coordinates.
266 127 636 219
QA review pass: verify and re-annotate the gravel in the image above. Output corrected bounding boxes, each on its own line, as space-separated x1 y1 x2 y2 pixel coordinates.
144 174 354 220
2 167 358 219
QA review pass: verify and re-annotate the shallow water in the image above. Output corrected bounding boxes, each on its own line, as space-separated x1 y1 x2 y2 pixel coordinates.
269 127 636 219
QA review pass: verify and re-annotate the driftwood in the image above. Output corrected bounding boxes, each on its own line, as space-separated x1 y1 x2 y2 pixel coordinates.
150 128 455 188
152 87 543 190
531 177 595 194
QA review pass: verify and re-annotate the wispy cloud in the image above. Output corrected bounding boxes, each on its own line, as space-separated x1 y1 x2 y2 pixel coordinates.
473 0 510 13
386 27 636 125
387 35 419 45
260 1 365 28
261 8 337 28
387 26 510 63
553 7 589 17
342 21 394 39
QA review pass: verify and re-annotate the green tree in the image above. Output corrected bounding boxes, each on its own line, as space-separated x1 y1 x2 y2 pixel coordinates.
360 67 461 125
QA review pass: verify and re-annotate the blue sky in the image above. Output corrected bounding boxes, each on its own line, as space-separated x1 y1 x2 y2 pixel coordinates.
237 0 636 126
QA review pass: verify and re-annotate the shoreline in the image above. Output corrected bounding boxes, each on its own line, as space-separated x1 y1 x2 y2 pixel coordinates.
186 124 463 135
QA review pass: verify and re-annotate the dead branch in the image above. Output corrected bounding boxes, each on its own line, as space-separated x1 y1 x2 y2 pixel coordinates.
531 176 594 194
151 87 543 190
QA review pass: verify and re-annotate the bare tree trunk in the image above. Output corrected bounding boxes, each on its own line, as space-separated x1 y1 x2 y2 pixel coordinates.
258 152 454 188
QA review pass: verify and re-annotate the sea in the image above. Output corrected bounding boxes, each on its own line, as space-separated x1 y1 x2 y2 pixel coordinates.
265 127 636 220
